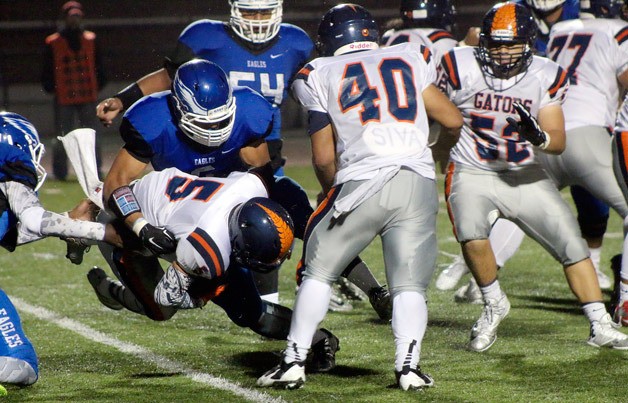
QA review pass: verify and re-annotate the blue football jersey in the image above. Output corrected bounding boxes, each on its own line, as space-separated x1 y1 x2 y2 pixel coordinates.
0 143 37 250
516 0 579 56
173 20 313 141
121 86 274 177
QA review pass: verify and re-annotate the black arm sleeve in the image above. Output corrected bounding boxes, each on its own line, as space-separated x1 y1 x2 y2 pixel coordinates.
308 110 332 136
119 118 154 163
164 42 196 79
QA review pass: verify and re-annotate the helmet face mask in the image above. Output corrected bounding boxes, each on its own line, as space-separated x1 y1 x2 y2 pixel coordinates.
525 0 566 13
172 60 237 148
478 3 536 80
229 0 283 44
400 0 456 31
0 112 46 191
228 197 295 274
316 3 380 57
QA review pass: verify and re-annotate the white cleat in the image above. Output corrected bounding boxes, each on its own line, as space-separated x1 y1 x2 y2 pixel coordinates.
436 256 469 290
257 360 306 389
395 365 434 391
587 313 628 350
468 293 510 352
454 278 483 304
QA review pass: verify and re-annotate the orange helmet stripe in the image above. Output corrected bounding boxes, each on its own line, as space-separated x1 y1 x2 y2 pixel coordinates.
491 3 518 36
257 203 294 258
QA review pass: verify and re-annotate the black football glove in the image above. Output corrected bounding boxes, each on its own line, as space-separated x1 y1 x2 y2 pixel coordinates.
138 222 177 255
506 102 550 149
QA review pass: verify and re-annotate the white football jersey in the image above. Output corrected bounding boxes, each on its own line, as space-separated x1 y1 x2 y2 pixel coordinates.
381 27 458 70
292 42 437 185
131 167 268 279
548 18 628 130
437 46 568 171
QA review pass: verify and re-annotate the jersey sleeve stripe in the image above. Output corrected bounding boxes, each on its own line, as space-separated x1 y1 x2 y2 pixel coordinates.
442 51 461 90
548 68 568 98
615 26 628 45
187 228 224 278
295 63 314 82
420 45 432 64
427 30 455 42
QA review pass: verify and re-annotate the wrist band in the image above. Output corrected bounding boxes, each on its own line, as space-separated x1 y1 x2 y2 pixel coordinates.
132 217 149 236
115 82 144 110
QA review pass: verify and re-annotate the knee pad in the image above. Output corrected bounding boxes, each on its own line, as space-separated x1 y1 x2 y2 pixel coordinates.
250 302 291 340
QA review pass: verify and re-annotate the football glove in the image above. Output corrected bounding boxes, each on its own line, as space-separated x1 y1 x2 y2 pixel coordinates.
133 218 177 255
506 102 550 149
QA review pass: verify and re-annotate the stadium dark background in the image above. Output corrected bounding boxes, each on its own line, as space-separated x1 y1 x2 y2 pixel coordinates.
0 0 496 148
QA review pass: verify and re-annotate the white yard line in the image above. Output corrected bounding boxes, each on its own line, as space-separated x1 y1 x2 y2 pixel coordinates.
11 296 286 403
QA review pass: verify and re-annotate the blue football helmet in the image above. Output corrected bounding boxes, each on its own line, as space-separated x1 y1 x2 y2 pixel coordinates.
477 2 537 79
229 0 283 44
229 197 294 274
171 59 237 148
316 4 380 57
400 0 456 31
0 112 46 190
580 0 622 18
525 0 566 13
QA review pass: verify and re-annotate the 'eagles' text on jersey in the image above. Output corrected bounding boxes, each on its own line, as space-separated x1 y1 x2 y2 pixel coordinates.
292 42 437 185
170 20 313 142
121 86 273 177
438 46 568 171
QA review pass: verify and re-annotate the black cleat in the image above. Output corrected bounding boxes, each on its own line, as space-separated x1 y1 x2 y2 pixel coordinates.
308 328 339 373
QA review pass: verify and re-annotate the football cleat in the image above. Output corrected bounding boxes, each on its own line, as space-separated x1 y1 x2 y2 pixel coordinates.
612 300 628 327
454 278 483 305
308 328 340 373
65 237 90 265
328 283 353 312
336 277 367 301
587 313 628 349
257 359 306 389
368 285 393 322
436 256 469 290
87 267 123 310
395 365 434 391
468 293 510 352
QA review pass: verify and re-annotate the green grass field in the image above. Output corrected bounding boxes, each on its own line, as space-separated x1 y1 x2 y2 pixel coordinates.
2 166 627 402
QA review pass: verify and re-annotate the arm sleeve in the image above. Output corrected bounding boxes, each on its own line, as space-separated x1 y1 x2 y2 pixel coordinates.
2 181 106 244
154 264 203 309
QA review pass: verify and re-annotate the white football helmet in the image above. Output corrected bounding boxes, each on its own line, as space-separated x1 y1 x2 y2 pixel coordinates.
229 0 283 44
525 0 566 11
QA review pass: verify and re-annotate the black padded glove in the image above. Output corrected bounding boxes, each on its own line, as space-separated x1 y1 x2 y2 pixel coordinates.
506 102 550 149
135 219 177 255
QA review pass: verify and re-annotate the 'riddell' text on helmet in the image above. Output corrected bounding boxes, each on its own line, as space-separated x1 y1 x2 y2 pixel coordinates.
316 3 380 57
171 59 237 148
477 2 537 80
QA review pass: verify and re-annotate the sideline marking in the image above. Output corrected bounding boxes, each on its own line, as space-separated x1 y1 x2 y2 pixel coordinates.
11 296 286 403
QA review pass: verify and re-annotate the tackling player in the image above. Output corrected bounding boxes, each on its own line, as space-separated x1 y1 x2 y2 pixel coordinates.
257 4 462 390
0 112 120 387
95 0 386 312
93 166 340 373
438 2 628 352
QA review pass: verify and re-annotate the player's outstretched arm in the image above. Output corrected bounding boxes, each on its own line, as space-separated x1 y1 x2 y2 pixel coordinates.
96 69 172 127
